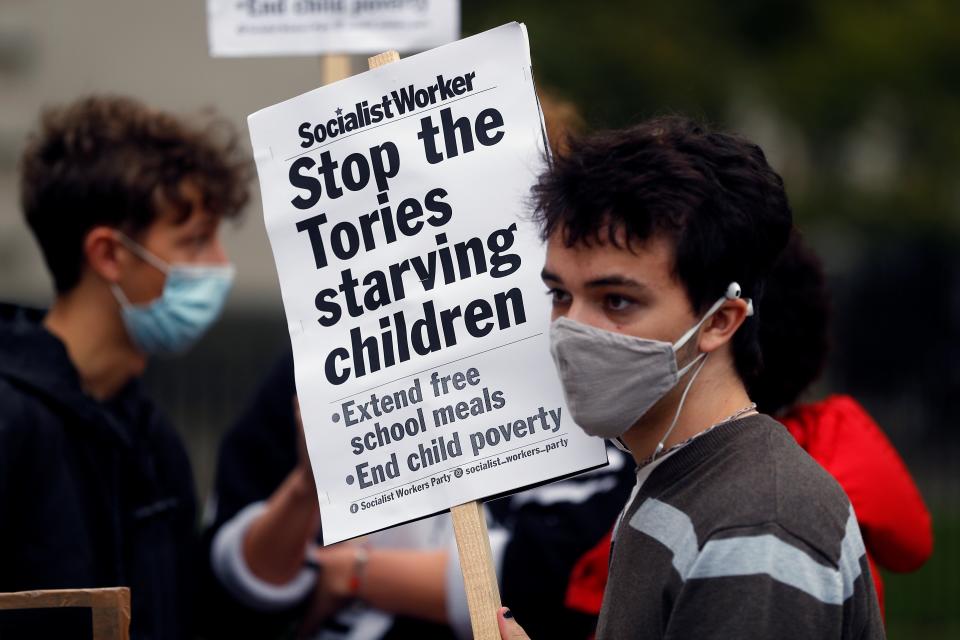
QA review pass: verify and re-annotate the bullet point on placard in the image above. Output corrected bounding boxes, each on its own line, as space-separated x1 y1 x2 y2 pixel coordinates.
332 413 341 423
346 475 355 485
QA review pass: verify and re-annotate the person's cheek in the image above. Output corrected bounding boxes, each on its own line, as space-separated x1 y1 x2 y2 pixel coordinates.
211 237 229 264
125 262 167 305
199 236 229 265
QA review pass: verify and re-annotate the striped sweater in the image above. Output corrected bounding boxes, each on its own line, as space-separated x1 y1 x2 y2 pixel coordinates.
597 414 885 639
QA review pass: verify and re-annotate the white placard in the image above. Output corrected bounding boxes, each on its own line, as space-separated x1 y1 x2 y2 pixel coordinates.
207 0 459 57
248 23 608 544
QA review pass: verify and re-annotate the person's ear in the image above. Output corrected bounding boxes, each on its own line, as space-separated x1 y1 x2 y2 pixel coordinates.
698 298 750 353
83 226 124 283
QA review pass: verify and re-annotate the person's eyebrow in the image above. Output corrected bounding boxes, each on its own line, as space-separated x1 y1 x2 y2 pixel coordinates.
541 269 651 294
541 268 562 284
585 275 651 293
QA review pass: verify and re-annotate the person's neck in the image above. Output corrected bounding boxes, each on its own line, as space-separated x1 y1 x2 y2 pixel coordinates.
620 355 753 465
43 282 146 401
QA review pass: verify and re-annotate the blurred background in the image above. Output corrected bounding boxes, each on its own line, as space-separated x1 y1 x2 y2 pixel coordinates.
1 1 956 636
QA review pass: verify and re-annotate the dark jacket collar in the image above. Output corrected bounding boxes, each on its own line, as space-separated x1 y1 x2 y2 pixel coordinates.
0 302 133 448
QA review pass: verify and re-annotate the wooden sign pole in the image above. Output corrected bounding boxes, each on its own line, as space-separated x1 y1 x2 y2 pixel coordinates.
321 54 352 85
366 49 503 640
449 499 503 640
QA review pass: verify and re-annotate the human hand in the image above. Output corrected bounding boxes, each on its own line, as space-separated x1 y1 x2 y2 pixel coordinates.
312 542 363 599
498 607 531 640
298 542 361 635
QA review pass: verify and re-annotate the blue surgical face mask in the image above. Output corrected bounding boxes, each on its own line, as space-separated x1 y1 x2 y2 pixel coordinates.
110 233 235 355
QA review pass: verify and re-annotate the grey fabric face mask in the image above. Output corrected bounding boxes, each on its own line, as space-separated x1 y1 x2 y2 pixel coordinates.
548 283 751 441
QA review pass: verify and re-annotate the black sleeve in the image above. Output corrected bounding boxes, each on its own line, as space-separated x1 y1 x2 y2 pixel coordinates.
149 409 201 640
0 385 26 588
197 349 305 640
495 448 636 640
208 349 299 531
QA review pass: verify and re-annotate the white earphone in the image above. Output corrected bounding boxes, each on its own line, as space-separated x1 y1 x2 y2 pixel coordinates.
725 281 754 316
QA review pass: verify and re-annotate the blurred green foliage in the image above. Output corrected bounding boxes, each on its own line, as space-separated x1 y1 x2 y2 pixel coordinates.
463 1 960 235
884 509 960 638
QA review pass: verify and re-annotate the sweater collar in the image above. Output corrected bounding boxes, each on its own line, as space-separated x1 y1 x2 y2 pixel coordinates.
638 413 775 496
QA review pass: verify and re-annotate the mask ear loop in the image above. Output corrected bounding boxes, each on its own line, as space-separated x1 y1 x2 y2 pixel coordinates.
653 282 750 460
674 281 752 349
672 296 726 351
651 352 709 461
110 283 133 308
115 232 170 274
655 290 724 460
110 233 172 311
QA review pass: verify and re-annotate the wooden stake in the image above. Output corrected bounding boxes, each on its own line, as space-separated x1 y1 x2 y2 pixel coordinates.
367 50 400 69
450 501 503 640
321 54 352 85
367 48 503 640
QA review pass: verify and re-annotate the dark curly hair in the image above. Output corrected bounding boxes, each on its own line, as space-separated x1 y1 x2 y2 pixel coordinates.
748 230 831 415
20 95 252 293
532 115 794 381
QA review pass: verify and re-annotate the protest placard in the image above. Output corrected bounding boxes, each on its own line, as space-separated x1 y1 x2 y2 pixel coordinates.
207 0 459 57
248 22 609 545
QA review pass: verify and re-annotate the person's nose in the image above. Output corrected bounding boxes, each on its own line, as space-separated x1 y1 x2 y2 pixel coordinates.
562 299 602 326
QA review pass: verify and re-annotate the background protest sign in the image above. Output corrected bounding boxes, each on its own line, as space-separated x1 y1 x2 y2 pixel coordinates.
207 0 459 58
249 22 608 545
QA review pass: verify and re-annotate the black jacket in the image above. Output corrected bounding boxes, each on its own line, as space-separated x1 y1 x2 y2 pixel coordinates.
0 303 197 640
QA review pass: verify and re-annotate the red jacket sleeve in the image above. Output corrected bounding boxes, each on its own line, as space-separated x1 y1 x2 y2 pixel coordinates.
565 530 612 616
780 395 933 573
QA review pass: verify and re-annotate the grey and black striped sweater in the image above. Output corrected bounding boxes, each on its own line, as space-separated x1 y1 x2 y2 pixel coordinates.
598 414 885 640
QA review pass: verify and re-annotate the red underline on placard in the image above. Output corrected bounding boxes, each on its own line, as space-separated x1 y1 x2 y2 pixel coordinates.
353 432 568 504
284 85 500 162
329 332 543 404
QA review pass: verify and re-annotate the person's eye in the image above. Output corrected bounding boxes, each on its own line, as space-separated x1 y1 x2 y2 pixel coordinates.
191 233 214 248
605 294 634 312
179 234 202 248
546 288 571 306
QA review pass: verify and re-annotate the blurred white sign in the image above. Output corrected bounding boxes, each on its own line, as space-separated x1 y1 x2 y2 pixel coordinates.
207 0 460 57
